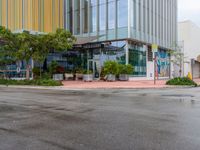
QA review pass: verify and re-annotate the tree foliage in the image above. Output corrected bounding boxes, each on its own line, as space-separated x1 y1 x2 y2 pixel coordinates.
169 42 185 77
0 26 76 79
0 26 17 67
0 27 76 66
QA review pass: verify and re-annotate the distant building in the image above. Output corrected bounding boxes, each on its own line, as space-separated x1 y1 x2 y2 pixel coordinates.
0 0 177 79
178 21 200 78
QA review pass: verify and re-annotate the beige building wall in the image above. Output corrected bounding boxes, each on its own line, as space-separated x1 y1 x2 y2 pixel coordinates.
178 21 200 78
0 0 64 32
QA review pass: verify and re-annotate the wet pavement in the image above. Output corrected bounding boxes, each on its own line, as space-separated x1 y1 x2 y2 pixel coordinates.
0 87 200 150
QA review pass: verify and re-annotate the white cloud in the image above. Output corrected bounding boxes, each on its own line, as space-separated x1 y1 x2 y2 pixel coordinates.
178 0 200 26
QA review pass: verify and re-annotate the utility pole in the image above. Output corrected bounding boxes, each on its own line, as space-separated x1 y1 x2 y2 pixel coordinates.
152 44 158 85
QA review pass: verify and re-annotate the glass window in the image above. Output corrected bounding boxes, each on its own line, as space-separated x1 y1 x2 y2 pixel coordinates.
82 0 89 33
74 0 80 34
90 0 97 33
101 41 126 65
99 0 106 31
66 0 73 33
118 0 128 28
129 44 147 76
108 0 115 30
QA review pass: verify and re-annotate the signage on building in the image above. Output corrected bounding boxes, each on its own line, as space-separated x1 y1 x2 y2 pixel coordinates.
83 43 104 49
152 44 158 53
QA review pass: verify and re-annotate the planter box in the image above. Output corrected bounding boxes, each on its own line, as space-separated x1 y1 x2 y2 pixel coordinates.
83 74 93 82
75 73 83 80
53 74 63 81
119 74 129 81
64 73 74 80
106 74 116 82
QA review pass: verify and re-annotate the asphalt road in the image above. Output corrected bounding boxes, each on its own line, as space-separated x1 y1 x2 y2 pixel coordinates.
0 87 200 150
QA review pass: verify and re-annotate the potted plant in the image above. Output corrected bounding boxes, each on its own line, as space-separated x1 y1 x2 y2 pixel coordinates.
103 60 119 81
53 66 65 81
49 61 63 81
118 64 134 81
75 68 83 80
83 70 93 82
64 70 74 80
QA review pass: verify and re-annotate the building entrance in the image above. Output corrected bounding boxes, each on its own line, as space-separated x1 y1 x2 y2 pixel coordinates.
87 59 101 80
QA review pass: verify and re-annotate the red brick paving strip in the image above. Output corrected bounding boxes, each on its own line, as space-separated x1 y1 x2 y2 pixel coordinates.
62 80 169 89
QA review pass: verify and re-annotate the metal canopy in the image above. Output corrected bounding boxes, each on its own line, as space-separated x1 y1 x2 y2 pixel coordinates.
75 36 98 45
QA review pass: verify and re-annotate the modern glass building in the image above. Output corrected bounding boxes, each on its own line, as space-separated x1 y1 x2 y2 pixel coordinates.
64 0 177 77
0 0 177 79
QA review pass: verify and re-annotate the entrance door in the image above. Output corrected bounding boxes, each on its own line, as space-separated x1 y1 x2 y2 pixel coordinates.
193 61 200 78
88 59 101 80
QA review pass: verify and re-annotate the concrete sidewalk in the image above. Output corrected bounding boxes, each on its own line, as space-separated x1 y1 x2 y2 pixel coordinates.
62 80 169 89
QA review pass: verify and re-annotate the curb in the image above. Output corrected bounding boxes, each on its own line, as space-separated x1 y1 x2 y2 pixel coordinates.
0 85 198 91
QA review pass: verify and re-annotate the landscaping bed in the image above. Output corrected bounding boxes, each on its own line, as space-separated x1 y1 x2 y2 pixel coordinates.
0 79 63 86
166 77 198 87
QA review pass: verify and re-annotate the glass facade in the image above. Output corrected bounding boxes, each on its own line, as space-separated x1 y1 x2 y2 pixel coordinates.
129 44 147 76
57 40 126 73
65 0 177 49
65 0 129 40
63 0 176 77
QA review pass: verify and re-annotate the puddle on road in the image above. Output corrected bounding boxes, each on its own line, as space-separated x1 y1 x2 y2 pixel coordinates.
0 104 27 113
162 94 195 98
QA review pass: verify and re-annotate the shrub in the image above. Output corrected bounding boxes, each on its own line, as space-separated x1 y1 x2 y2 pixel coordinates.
32 67 40 79
166 77 198 86
49 61 59 75
75 68 84 74
41 72 51 79
83 70 93 74
118 64 134 75
103 60 119 75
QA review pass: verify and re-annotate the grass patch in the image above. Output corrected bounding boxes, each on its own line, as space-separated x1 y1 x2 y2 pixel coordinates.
166 77 198 87
0 79 63 86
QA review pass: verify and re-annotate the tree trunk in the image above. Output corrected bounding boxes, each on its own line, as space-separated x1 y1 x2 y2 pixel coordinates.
40 63 42 79
26 65 30 80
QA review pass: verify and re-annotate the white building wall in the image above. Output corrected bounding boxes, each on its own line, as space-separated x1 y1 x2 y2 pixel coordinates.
178 21 200 77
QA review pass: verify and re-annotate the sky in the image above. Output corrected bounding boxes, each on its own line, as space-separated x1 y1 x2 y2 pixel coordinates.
178 0 200 26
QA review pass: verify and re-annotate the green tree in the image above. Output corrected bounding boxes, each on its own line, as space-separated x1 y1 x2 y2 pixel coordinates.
169 42 185 78
32 28 76 78
14 31 39 79
45 28 76 52
0 27 76 80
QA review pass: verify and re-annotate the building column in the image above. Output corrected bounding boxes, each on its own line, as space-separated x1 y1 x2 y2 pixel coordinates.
88 0 91 36
72 0 75 35
125 40 129 65
114 0 117 39
105 0 108 40
97 0 99 38
128 0 131 38
80 0 83 35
